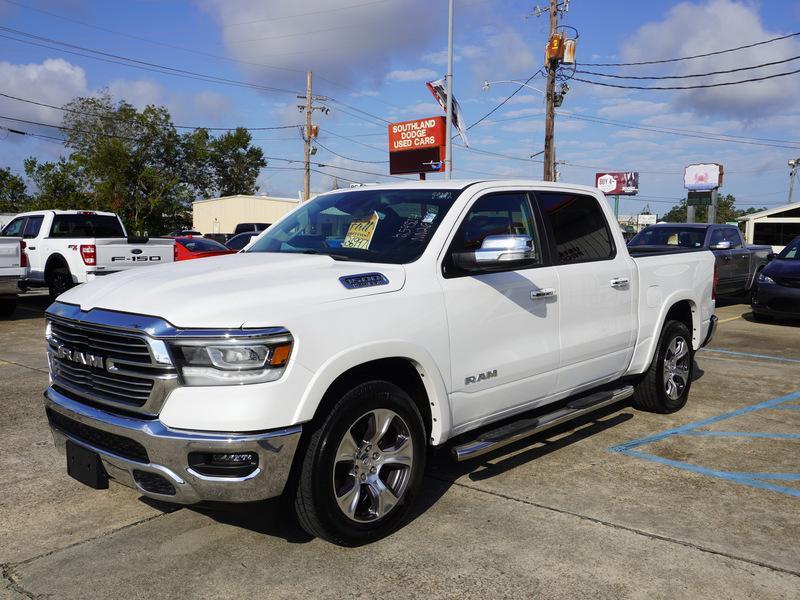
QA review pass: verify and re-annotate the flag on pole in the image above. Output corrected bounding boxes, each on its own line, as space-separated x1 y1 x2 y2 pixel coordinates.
426 77 469 148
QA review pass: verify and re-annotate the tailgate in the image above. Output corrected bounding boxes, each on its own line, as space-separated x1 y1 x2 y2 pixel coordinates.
94 238 174 272
0 238 24 274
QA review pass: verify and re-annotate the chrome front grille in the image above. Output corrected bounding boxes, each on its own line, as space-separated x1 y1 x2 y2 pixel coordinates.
47 316 179 415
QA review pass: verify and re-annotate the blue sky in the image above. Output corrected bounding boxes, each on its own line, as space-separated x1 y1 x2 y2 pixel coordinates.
1 0 799 216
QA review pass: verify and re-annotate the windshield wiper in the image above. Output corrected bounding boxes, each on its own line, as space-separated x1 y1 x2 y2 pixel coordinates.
300 249 352 261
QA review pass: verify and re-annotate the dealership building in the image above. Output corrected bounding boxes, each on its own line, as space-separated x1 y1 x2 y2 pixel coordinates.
192 194 300 235
737 201 800 250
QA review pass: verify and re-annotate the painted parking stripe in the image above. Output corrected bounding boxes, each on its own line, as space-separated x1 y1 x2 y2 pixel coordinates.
698 348 800 364
611 391 800 498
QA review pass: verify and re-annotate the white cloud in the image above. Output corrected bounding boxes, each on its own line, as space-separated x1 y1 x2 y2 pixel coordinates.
386 68 437 83
597 100 670 119
619 0 800 119
107 79 164 109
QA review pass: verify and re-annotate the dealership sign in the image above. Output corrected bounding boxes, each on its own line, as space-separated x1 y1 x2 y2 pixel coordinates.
388 116 446 175
684 163 723 191
595 172 639 195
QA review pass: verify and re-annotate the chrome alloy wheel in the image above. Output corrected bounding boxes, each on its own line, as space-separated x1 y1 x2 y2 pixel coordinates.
663 335 690 401
332 408 414 523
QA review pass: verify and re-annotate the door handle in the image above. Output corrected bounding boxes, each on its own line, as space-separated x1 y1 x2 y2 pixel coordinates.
722 255 731 261
27 246 36 250
531 288 556 299
610 277 630 288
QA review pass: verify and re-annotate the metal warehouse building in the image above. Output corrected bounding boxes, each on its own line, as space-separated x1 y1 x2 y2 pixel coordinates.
192 194 299 235
737 201 800 251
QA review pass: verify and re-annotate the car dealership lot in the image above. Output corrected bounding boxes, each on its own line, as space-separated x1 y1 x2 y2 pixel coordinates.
1 296 798 599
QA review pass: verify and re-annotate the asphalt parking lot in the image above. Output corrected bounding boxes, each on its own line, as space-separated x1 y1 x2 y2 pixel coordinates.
1 294 798 599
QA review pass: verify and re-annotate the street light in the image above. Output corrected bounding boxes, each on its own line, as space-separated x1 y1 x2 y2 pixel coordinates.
482 79 546 96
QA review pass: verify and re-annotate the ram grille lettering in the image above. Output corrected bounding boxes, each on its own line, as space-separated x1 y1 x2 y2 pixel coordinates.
55 345 105 369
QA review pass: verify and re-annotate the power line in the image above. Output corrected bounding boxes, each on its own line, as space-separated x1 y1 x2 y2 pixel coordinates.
578 32 800 67
572 67 800 90
575 55 800 80
0 91 303 131
315 140 388 163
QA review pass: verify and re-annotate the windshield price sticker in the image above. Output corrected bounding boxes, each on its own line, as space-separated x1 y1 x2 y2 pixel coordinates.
343 211 380 250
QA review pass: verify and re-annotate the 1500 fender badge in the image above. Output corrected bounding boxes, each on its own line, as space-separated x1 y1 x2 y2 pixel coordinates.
465 370 497 385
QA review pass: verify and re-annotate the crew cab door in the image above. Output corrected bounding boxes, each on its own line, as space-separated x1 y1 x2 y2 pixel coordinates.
534 190 636 391
440 190 560 431
21 215 45 278
724 227 751 292
707 227 735 295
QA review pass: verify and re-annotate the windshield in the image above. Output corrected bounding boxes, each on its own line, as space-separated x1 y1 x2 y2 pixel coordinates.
777 237 800 260
628 226 707 248
247 188 460 264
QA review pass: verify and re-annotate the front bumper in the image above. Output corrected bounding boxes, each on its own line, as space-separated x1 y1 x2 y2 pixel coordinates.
44 386 301 504
751 283 800 318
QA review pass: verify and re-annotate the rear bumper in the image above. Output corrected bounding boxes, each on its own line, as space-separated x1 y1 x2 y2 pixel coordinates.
0 275 21 297
44 386 301 504
701 315 718 348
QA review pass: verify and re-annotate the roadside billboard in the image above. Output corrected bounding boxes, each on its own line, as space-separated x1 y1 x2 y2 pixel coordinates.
595 172 639 195
684 163 723 190
388 116 446 175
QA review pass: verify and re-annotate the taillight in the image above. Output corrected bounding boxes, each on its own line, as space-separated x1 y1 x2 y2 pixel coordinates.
712 264 719 301
19 241 28 268
173 243 179 261
80 244 96 266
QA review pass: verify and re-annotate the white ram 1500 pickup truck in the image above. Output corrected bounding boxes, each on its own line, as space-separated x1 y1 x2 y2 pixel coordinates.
1 210 174 299
0 236 28 317
43 180 717 545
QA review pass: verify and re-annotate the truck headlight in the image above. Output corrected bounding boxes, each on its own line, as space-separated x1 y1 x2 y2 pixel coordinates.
757 272 775 284
169 336 293 386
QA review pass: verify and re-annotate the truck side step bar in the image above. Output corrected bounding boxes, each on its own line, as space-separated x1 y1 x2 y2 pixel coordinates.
451 385 635 462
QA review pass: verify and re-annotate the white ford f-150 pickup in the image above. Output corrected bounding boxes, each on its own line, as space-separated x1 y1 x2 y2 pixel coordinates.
43 180 717 545
0 236 28 317
1 210 174 299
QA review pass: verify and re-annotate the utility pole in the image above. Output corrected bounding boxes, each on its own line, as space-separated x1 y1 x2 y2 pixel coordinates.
444 0 454 180
789 158 799 204
303 70 312 202
542 0 558 181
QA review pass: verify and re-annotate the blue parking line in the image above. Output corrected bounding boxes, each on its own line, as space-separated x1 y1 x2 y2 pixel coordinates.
773 405 800 410
622 450 800 498
699 348 800 364
610 391 800 453
683 430 800 439
611 391 800 498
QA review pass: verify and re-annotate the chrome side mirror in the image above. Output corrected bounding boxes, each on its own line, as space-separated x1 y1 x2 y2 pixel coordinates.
453 235 537 271
710 241 732 250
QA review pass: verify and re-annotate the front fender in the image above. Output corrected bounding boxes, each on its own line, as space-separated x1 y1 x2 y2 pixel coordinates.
293 340 452 445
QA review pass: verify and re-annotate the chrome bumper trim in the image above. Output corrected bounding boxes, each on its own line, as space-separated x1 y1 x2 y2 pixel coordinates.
44 386 301 504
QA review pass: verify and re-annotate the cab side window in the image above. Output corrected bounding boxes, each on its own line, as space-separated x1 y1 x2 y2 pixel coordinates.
1 217 24 237
722 227 742 248
444 192 541 277
537 192 615 264
708 229 724 247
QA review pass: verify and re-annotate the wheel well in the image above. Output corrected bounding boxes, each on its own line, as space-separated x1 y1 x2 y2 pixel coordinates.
314 358 433 439
44 254 69 282
665 300 696 343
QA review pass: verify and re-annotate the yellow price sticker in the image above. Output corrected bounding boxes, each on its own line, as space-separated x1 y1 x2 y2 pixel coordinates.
342 211 379 250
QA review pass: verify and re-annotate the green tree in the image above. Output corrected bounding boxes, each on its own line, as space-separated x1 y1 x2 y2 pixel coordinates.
23 157 89 210
0 167 29 213
209 128 267 196
660 194 766 224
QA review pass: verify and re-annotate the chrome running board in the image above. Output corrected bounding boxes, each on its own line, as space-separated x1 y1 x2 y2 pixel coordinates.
451 385 635 462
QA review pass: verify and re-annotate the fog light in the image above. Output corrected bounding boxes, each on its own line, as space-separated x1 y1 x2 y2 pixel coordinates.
188 451 258 478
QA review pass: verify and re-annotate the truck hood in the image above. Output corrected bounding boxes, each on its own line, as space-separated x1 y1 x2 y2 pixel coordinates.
57 252 406 328
763 258 800 279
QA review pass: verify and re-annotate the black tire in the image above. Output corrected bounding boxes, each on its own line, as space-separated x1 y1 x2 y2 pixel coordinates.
293 380 426 546
48 267 74 300
633 320 694 414
0 297 17 318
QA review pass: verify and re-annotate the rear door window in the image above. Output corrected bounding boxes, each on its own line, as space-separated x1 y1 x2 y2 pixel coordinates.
50 214 125 238
22 216 44 239
537 192 615 263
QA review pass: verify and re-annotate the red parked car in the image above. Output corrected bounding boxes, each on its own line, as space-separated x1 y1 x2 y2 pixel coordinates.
173 236 235 261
